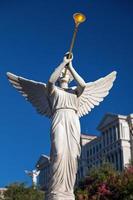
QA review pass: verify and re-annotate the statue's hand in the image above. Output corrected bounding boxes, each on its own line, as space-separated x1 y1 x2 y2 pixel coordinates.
63 52 73 64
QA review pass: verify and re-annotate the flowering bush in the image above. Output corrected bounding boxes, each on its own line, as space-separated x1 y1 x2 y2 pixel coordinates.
3 183 44 200
75 163 133 200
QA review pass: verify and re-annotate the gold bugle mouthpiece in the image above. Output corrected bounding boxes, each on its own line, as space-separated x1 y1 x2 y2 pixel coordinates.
73 13 86 26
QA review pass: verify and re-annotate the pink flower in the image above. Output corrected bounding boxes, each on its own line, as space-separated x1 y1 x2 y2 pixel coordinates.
126 166 133 174
98 183 111 196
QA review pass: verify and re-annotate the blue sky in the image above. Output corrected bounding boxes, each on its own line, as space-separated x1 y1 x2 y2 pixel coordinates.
0 0 133 187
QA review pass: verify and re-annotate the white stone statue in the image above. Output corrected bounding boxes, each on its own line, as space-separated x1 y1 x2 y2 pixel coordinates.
25 169 40 188
7 52 116 200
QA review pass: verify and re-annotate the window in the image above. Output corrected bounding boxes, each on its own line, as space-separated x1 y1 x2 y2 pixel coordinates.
90 148 92 156
93 146 95 154
106 130 109 145
96 145 98 152
109 128 112 143
111 154 114 163
87 150 89 158
107 155 110 162
80 167 83 177
99 143 102 149
102 132 106 147
117 124 120 139
113 126 116 141
115 152 118 170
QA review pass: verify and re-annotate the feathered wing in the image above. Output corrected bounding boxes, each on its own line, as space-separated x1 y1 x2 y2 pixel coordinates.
7 72 52 118
25 170 33 176
77 71 117 117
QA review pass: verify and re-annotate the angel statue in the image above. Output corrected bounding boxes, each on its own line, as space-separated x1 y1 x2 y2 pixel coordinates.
7 52 116 200
25 169 40 188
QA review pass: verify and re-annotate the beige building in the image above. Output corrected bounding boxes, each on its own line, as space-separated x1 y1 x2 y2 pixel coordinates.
78 113 133 182
77 134 97 182
36 155 50 190
36 113 133 189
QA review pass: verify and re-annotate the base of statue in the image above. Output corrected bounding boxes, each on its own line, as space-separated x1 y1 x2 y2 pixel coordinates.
46 191 75 200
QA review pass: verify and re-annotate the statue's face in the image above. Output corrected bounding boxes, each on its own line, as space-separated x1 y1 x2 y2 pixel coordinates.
58 69 70 88
60 75 70 83
59 75 70 88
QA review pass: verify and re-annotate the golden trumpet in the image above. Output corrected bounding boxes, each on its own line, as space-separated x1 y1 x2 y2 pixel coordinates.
73 13 86 26
64 13 86 76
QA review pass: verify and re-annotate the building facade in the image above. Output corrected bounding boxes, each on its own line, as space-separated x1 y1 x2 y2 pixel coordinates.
77 134 97 182
78 113 133 182
36 113 133 189
36 155 50 190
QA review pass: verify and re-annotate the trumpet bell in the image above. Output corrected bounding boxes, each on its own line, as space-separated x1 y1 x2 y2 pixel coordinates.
73 13 86 26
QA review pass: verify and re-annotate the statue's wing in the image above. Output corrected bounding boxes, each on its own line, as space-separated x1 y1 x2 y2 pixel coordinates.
77 71 117 117
7 72 52 118
25 170 33 176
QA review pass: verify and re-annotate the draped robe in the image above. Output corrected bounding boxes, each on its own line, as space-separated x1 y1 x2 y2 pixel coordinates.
46 86 81 200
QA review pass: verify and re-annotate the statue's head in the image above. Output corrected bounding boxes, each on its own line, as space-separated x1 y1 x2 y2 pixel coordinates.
58 69 73 89
59 69 72 83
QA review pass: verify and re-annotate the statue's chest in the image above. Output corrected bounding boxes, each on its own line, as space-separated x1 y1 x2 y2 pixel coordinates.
52 88 78 108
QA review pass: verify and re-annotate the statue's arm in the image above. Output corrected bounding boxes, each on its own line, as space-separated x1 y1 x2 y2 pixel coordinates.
47 55 72 94
48 61 67 83
68 62 86 96
47 60 67 94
